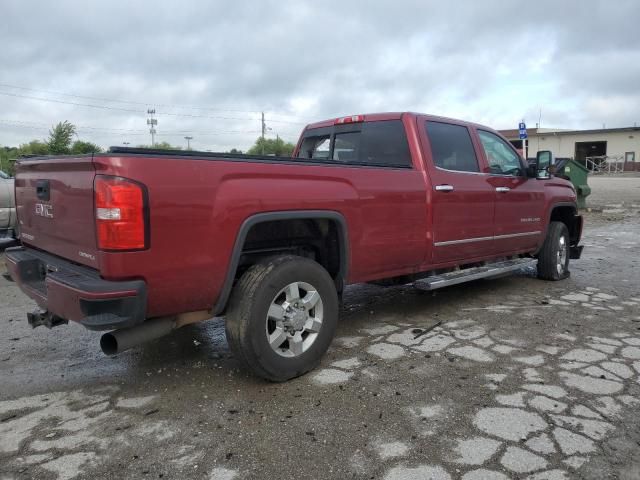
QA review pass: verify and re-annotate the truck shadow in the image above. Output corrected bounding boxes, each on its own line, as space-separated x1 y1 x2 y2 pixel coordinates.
130 270 543 371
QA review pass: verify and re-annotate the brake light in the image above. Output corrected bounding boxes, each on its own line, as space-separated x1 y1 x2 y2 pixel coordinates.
95 176 147 250
335 115 364 125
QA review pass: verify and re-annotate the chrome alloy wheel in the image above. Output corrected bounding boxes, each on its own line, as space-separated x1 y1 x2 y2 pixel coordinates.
265 281 323 358
557 235 568 275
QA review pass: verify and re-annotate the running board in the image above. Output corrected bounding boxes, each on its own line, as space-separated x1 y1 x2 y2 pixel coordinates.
414 258 537 291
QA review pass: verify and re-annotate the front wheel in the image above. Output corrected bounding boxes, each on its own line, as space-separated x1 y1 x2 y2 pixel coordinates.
225 255 339 382
537 221 570 280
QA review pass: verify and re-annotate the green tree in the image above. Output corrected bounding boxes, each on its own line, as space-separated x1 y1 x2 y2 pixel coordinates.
136 141 182 150
247 136 295 156
228 148 243 154
47 121 76 154
18 140 49 156
0 147 19 175
71 140 103 154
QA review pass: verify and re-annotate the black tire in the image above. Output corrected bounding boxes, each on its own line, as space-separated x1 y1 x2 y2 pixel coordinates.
225 255 339 382
537 221 570 280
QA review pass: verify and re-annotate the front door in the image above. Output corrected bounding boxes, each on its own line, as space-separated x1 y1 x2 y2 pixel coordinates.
475 129 545 253
420 119 496 264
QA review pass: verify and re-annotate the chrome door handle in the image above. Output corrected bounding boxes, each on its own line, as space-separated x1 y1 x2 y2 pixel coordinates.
435 185 454 192
495 187 511 193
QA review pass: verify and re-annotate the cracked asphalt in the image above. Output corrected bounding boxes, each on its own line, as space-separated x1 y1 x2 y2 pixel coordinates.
1 176 639 480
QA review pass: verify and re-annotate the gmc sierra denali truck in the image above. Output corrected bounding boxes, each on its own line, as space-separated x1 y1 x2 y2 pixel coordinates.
5 112 583 381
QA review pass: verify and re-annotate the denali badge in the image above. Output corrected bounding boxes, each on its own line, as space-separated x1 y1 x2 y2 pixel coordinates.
35 203 54 218
79 251 96 261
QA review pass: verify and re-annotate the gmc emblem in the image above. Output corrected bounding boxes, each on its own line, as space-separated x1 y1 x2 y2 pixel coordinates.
35 203 54 218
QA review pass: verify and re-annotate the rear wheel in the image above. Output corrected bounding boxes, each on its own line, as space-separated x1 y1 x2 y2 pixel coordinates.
225 255 339 382
537 221 570 280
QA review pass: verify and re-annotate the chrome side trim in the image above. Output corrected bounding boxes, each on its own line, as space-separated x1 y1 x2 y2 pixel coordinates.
434 230 542 247
434 236 493 247
496 231 542 240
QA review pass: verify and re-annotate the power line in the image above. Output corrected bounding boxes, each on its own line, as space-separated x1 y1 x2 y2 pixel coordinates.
0 90 307 125
0 83 312 123
0 119 262 136
0 82 263 114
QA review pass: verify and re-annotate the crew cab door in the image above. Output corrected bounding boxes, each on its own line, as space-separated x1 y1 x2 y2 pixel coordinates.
419 119 496 263
475 129 545 253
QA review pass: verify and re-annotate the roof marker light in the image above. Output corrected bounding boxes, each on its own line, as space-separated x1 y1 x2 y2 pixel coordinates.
335 115 364 125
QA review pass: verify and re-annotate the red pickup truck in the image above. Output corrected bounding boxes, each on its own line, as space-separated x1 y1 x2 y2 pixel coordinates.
5 112 583 381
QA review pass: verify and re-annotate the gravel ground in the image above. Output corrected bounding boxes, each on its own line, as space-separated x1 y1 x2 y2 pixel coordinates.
1 177 639 480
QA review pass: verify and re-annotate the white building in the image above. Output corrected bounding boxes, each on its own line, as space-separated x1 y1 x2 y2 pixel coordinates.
499 126 640 170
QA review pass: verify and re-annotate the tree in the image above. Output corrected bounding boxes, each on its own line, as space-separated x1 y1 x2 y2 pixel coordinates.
0 147 19 175
71 141 102 154
247 136 295 156
47 121 76 154
136 141 182 150
228 148 243 154
18 140 49 156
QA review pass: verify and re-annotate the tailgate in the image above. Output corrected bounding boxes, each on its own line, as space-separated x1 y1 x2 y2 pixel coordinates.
15 156 98 268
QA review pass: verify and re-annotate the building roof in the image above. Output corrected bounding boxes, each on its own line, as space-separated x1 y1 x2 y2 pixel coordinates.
499 126 640 140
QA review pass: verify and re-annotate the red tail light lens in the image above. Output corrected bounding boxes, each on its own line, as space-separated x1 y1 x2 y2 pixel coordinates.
95 176 147 250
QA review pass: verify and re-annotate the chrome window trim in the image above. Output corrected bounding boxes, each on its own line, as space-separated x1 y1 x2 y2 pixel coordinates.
435 166 488 176
434 230 542 247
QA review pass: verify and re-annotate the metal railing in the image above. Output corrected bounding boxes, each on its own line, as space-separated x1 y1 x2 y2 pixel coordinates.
584 154 626 174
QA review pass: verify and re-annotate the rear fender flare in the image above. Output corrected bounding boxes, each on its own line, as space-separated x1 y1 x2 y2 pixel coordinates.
212 210 349 315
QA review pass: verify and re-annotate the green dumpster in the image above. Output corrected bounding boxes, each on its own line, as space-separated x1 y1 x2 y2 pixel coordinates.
556 159 591 209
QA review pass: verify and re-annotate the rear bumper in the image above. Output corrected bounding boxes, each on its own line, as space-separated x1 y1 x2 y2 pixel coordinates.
4 246 146 331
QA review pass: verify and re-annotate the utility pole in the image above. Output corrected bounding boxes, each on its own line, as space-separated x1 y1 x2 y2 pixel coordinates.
261 112 266 155
184 136 193 150
123 141 130 147
146 109 157 147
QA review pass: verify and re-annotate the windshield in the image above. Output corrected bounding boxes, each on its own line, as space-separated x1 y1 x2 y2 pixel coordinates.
0 171 9 179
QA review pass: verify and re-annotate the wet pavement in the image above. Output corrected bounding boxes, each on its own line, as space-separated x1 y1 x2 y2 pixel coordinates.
1 177 639 480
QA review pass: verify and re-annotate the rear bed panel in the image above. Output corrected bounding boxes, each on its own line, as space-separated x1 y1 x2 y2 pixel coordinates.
15 156 98 268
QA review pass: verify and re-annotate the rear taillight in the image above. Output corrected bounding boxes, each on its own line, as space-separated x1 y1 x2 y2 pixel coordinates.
94 176 147 250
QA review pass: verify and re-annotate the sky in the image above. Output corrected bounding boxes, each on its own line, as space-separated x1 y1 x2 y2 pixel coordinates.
1 0 639 152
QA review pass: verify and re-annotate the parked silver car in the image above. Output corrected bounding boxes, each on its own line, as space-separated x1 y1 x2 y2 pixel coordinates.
0 170 17 239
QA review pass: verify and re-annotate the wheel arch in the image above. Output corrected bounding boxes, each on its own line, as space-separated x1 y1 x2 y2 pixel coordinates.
538 202 581 254
213 210 349 315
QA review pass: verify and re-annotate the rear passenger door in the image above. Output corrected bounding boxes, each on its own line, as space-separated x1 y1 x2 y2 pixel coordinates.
419 119 496 263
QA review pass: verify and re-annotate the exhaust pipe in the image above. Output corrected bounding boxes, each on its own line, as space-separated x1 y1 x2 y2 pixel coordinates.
100 310 210 355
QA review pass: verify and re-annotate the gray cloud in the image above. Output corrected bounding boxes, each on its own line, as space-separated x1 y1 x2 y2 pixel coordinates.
1 0 639 150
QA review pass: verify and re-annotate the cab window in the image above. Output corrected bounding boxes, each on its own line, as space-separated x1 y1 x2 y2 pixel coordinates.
425 121 480 172
478 130 524 176
297 120 412 167
298 135 331 159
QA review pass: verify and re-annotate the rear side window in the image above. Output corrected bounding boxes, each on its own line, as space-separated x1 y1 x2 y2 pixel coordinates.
299 135 331 159
358 121 411 167
298 120 412 167
425 121 479 173
332 132 360 162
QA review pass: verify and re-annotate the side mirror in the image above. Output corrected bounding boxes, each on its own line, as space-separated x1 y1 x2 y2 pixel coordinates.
535 150 555 178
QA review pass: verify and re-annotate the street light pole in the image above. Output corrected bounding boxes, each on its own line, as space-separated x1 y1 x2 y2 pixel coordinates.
184 136 193 150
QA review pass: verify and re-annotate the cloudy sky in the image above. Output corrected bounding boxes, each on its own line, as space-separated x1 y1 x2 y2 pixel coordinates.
1 0 639 152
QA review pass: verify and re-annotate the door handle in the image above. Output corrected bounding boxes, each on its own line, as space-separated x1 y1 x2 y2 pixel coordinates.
435 185 454 192
495 187 511 193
